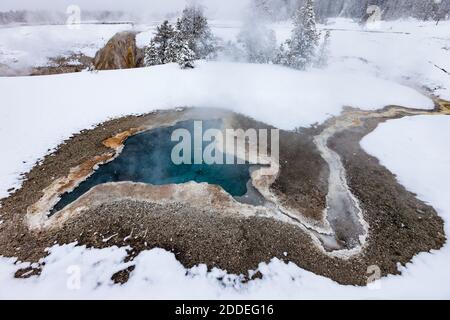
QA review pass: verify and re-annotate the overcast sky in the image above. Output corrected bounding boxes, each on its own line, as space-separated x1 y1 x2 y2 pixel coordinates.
0 0 251 18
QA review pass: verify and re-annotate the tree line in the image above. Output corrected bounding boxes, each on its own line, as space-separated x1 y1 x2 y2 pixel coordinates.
251 0 449 22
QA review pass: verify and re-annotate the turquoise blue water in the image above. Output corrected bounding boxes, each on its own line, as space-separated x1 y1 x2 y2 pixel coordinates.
51 120 251 214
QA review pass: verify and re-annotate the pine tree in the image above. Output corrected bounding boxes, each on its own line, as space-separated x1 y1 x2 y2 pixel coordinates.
176 4 217 59
274 42 290 66
283 0 320 70
316 30 331 68
144 40 161 66
176 40 196 69
165 31 195 69
144 20 175 66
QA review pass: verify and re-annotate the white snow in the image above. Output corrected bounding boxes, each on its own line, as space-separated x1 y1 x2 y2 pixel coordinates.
246 18 450 99
0 62 432 199
324 19 450 100
218 18 450 100
358 115 450 299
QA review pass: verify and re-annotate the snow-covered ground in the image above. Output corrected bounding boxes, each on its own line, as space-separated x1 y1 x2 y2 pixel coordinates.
0 18 449 299
325 19 450 100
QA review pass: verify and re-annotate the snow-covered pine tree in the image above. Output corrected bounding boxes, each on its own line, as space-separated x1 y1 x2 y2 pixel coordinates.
274 42 290 66
316 30 331 68
165 31 195 69
246 0 450 22
431 0 449 25
176 4 217 59
144 20 175 66
175 39 196 69
144 40 161 66
283 0 320 70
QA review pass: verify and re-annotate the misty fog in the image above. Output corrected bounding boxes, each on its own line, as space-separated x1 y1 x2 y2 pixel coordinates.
0 0 252 22
1 0 449 25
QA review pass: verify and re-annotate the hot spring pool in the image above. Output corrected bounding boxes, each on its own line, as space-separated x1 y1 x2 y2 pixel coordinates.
51 120 252 214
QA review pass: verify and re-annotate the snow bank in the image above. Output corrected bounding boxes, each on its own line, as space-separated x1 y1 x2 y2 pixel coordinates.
1 115 449 299
358 115 450 299
210 18 450 100
0 61 432 198
217 18 450 100
324 18 450 100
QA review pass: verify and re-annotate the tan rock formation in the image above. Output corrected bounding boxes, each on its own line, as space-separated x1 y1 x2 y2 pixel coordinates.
93 31 144 70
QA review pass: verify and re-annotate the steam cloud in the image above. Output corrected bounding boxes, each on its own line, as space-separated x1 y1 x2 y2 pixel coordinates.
0 0 252 20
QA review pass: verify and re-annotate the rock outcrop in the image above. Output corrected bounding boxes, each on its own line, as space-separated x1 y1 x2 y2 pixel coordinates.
93 31 144 70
